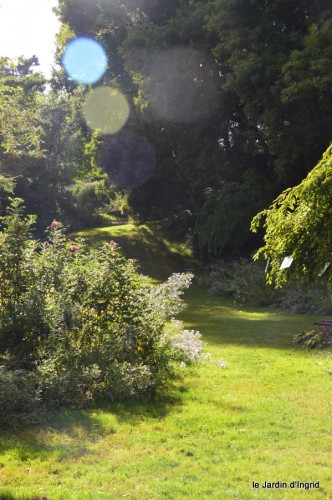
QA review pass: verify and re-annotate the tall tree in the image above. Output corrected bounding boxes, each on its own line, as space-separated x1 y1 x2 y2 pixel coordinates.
0 56 105 229
56 0 332 256
205 0 332 184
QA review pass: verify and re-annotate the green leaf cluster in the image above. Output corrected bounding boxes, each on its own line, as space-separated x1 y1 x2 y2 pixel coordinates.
0 57 44 159
251 145 332 287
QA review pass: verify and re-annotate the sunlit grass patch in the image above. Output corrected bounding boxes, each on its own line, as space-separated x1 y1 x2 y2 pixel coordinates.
73 222 197 280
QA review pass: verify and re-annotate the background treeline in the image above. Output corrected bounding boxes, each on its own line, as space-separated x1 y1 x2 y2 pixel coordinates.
1 0 331 258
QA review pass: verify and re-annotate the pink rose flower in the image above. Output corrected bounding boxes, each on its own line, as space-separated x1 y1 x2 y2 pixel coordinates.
110 240 118 246
70 244 78 253
51 220 60 229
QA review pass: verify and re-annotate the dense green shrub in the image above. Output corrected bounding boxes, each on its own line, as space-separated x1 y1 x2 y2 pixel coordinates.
199 258 332 313
198 258 278 306
0 365 43 428
0 199 204 417
276 283 332 315
71 179 110 228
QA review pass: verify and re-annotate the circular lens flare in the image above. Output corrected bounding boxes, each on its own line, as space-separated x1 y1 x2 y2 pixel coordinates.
98 130 156 189
83 86 130 135
62 37 107 84
130 47 220 123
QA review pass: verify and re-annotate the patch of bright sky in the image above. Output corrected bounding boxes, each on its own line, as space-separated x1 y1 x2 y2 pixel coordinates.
0 0 60 78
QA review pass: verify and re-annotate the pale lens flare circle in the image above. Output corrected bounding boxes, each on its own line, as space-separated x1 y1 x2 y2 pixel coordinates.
62 37 107 84
143 47 220 123
83 87 130 135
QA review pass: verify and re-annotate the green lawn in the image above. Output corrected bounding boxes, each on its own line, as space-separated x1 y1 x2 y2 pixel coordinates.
0 225 331 499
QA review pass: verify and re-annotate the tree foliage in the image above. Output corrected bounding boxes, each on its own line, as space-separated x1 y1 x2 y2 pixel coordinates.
251 145 332 287
0 57 44 159
195 175 274 258
205 0 332 184
0 56 107 230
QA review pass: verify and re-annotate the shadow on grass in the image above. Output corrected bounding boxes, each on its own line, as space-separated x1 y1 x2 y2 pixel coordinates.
0 385 184 462
95 389 183 424
181 285 319 350
0 390 185 499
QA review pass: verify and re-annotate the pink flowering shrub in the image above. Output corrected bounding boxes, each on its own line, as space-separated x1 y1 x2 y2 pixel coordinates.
50 220 60 229
0 199 199 417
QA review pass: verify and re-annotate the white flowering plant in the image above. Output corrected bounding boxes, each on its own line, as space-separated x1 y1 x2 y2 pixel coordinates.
162 319 209 365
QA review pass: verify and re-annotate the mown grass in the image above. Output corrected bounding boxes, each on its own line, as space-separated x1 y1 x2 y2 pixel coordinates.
1 225 331 499
72 223 198 280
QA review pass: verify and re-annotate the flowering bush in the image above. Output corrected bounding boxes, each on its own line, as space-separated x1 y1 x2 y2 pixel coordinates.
0 199 203 420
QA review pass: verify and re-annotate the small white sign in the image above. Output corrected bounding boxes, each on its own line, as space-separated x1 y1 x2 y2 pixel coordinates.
279 256 293 270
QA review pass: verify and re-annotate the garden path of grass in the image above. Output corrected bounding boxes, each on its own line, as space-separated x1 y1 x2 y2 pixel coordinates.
0 225 331 499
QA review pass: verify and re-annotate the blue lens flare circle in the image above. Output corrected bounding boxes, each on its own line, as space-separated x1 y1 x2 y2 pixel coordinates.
62 37 107 84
